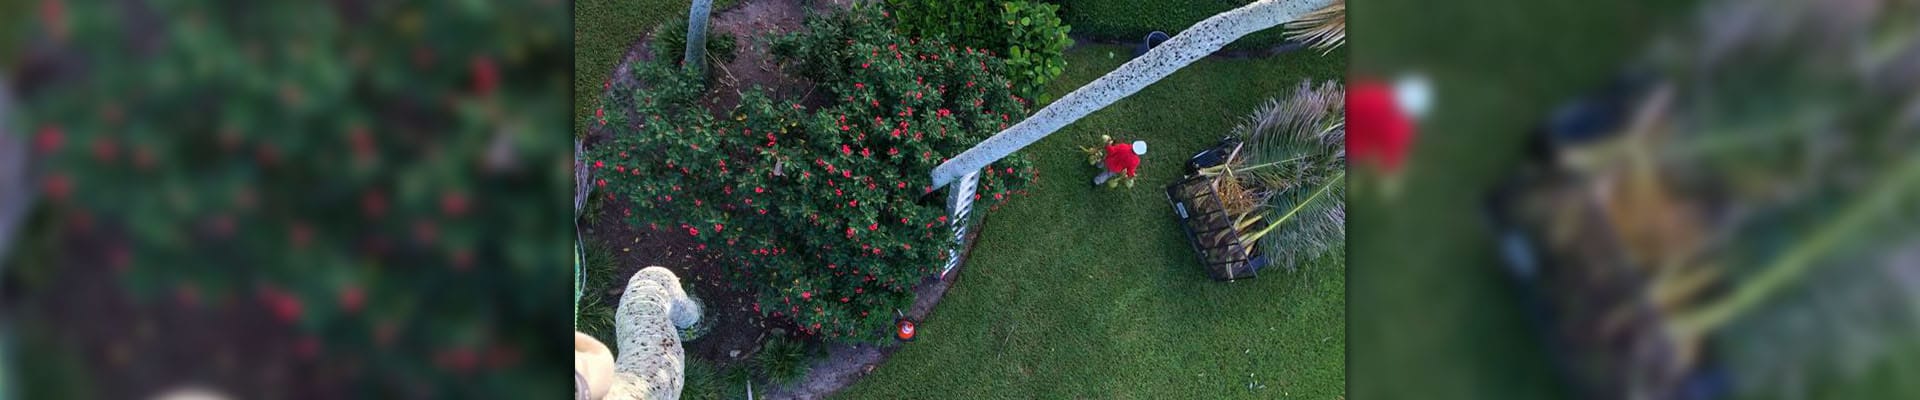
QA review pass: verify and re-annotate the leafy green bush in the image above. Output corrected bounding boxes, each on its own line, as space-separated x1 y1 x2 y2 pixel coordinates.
754 336 815 386
998 1 1072 104
591 5 1034 342
652 18 741 68
885 0 1070 103
1053 0 1288 50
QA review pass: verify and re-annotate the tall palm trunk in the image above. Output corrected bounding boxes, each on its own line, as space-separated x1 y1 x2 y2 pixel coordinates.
930 0 1340 189
684 0 713 75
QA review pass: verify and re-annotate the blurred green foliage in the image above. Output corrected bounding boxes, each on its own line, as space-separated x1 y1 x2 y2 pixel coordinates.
10 0 571 396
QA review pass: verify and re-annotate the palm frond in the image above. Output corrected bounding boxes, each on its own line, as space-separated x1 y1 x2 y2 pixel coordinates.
1236 80 1346 269
1284 0 1346 54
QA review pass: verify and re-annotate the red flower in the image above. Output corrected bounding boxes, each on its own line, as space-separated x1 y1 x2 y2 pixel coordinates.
90 136 118 162
854 82 865 90
262 288 304 323
714 223 724 232
842 145 853 155
362 191 389 218
296 336 322 360
339 285 366 313
175 283 200 308
42 173 71 201
868 223 878 231
596 179 607 188
471 56 498 96
688 227 700 236
39 0 66 40
34 125 63 154
442 191 470 216
289 222 313 249
754 187 764 193
801 291 812 300
348 126 376 160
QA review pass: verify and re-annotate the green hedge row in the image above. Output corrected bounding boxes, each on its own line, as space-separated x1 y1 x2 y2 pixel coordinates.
1049 0 1289 50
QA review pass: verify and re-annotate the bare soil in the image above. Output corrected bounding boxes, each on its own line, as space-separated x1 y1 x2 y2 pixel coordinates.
4 220 354 399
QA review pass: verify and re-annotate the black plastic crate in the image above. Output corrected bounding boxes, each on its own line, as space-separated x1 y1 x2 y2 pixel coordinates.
1166 138 1270 281
1482 77 1730 400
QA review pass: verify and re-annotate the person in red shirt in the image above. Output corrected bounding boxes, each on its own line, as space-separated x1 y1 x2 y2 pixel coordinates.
1094 139 1146 187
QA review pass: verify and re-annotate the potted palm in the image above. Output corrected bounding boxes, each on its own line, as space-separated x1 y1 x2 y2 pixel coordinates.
1168 81 1345 280
1488 0 1920 398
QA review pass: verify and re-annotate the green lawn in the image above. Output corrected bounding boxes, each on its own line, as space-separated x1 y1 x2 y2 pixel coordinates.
836 44 1346 399
1348 0 1920 399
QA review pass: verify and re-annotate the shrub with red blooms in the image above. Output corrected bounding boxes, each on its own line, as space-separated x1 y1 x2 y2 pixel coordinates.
10 0 569 397
591 5 1036 342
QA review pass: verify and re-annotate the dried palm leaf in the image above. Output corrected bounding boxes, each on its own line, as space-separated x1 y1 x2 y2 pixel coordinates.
1284 0 1346 54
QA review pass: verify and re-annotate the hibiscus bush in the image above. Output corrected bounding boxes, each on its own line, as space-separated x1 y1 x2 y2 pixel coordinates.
10 0 570 396
590 5 1035 342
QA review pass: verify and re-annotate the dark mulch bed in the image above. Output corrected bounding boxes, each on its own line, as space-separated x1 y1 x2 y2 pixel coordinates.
3 215 354 399
579 196 777 363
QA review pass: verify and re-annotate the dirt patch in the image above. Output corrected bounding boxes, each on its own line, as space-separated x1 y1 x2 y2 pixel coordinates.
4 223 353 399
580 195 777 364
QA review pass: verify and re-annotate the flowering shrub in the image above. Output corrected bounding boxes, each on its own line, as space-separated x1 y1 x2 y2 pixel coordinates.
12 0 570 396
592 5 1035 342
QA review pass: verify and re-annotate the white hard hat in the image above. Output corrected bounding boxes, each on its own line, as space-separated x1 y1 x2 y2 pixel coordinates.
1132 141 1147 155
1394 73 1434 120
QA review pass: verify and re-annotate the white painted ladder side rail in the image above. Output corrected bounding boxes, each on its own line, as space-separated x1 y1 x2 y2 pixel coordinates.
927 0 1336 190
940 170 980 280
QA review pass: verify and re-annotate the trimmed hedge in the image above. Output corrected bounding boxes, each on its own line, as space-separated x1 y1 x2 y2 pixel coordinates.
1050 0 1289 50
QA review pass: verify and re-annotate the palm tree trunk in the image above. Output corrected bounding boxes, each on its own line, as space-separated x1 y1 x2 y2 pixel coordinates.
930 0 1339 189
684 0 713 76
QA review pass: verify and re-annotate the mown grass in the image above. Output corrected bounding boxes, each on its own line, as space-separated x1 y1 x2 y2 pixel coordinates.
836 44 1346 399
